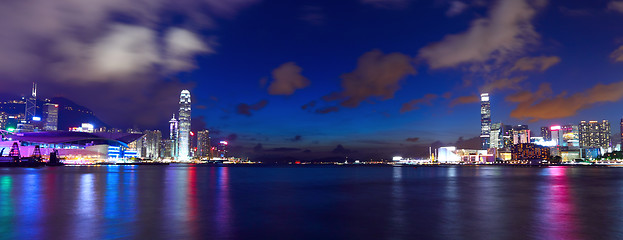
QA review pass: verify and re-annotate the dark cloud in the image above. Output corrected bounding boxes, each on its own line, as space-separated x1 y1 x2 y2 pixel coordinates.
300 6 325 25
332 144 352 155
446 1 468 17
455 136 481 149
360 0 410 9
508 81 623 121
227 133 238 141
301 101 316 110
268 147 301 152
510 56 561 72
303 149 312 153
611 45 623 62
450 95 479 107
267 62 310 95
332 49 416 108
401 94 437 113
289 135 302 142
480 77 527 93
236 99 268 116
315 106 340 114
253 143 263 152
406 137 419 142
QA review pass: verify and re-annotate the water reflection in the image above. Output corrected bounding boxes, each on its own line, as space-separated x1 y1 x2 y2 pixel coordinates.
75 173 97 239
537 167 579 240
215 167 233 239
389 167 405 239
0 175 13 238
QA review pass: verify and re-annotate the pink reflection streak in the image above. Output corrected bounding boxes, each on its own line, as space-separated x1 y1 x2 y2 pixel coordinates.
542 167 579 240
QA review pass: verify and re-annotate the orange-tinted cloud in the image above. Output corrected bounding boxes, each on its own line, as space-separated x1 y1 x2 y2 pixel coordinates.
510 56 561 72
508 81 623 121
336 49 415 107
268 62 310 95
480 76 527 92
608 1 623 13
450 95 479 107
400 94 437 113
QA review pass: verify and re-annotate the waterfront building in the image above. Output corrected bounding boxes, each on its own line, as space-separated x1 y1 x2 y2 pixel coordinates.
510 143 550 162
178 90 191 161
216 141 228 159
161 139 174 159
480 93 491 149
197 130 211 159
43 103 58 131
137 130 161 160
511 125 530 144
620 118 623 147
579 120 611 148
541 126 551 141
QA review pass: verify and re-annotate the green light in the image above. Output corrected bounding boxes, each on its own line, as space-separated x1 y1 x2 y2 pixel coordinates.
6 128 14 132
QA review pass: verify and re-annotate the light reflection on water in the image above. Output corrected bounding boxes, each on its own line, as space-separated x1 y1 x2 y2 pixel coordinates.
1 166 623 239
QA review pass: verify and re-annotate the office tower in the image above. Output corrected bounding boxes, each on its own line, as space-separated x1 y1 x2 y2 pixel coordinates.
137 130 162 160
480 93 491 149
43 103 58 131
620 118 623 147
197 130 211 159
541 126 551 141
489 123 503 149
178 90 191 161
25 82 37 123
579 120 611 148
511 143 550 161
561 124 579 147
161 139 174 159
217 141 228 159
0 112 6 130
169 115 178 158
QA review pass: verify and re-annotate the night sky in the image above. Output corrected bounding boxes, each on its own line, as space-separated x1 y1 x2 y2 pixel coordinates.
1 0 623 159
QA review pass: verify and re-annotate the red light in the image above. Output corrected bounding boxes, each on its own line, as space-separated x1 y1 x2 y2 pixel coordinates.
190 132 195 136
54 104 58 108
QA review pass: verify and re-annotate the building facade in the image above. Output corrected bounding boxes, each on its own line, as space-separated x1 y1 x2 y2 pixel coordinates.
43 103 58 131
178 90 191 161
197 130 211 159
541 126 551 141
579 120 611 148
169 115 178 158
137 130 161 160
480 93 491 149
511 143 550 161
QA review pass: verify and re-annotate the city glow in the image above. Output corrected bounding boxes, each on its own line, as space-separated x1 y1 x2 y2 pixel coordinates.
550 125 561 131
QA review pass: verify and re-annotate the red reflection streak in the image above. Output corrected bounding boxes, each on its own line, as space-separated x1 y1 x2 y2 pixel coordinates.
545 167 579 240
187 166 199 237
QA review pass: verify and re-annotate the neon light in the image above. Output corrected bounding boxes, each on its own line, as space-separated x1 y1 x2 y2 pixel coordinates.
550 125 561 131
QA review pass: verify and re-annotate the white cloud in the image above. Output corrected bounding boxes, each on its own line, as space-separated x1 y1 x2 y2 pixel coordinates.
164 28 214 73
446 1 468 17
418 0 544 69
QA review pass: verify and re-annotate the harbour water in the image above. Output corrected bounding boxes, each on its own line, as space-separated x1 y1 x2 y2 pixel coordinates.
1 165 623 239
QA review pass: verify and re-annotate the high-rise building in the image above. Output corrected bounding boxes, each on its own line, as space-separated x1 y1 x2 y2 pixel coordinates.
169 114 178 158
161 139 174 159
489 123 503 149
217 141 228 159
43 103 58 131
178 90 191 161
136 130 162 159
620 118 623 147
579 120 611 148
512 125 531 144
0 112 7 130
541 126 551 141
480 93 491 149
197 130 211 159
25 82 37 123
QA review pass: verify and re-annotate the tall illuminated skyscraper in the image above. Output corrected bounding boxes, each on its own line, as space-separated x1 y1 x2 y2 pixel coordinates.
169 114 178 158
480 93 491 149
178 90 191 161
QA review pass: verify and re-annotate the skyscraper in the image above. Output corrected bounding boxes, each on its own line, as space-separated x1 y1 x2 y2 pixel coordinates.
43 103 58 131
480 93 491 149
197 130 211 159
25 82 37 123
169 114 178 158
489 123 503 149
579 120 611 148
178 90 191 161
620 118 623 147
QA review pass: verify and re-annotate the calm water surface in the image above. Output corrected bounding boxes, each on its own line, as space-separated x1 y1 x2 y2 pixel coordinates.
0 165 622 240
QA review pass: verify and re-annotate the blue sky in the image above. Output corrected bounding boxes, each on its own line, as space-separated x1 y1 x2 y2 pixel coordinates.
1 0 623 158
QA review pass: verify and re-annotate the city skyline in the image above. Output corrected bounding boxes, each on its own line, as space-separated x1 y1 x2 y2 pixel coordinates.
1 0 623 159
